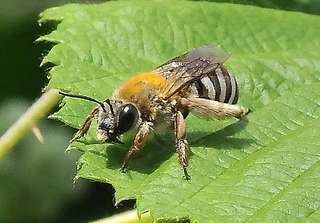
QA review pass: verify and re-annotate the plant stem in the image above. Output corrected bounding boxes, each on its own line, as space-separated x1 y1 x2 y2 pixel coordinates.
91 210 153 223
0 89 62 158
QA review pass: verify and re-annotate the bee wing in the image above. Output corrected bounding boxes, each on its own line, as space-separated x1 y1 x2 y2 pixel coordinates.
156 45 230 99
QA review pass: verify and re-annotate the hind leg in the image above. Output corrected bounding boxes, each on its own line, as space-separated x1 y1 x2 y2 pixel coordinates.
180 97 250 119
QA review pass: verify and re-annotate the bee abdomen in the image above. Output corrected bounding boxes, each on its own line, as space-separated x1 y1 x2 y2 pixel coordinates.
190 66 239 104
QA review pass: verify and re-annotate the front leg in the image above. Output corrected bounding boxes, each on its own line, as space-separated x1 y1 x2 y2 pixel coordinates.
121 122 152 171
175 111 191 180
70 107 99 143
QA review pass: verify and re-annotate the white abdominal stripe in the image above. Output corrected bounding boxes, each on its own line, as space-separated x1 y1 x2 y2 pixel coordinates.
190 66 239 104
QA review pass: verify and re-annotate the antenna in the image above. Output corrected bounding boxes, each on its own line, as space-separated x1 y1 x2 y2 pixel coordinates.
59 91 106 112
104 99 114 116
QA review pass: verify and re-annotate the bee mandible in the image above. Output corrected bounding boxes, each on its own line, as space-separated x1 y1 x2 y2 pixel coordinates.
60 45 250 179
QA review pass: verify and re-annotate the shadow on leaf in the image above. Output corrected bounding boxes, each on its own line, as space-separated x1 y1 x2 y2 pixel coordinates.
104 118 254 174
190 118 256 149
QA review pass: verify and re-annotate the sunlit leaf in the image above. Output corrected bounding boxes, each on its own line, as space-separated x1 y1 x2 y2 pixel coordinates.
40 1 320 222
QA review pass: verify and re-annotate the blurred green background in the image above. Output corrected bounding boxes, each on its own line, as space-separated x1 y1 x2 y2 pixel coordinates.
0 0 319 222
0 0 134 222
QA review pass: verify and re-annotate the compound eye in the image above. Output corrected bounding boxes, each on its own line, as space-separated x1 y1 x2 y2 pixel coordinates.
117 104 138 134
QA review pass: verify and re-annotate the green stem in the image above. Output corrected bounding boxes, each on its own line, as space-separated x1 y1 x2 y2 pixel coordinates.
91 210 153 223
0 89 62 158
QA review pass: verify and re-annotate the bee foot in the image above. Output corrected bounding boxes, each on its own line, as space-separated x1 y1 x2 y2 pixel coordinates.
183 168 191 180
120 165 128 173
236 108 251 120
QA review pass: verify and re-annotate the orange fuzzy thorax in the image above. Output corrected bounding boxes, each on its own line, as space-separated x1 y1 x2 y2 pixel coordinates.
113 71 167 104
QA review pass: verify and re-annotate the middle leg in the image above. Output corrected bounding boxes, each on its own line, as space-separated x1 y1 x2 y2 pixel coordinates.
174 110 190 180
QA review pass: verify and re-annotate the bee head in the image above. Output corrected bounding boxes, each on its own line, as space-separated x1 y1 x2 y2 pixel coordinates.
59 91 139 144
97 100 139 143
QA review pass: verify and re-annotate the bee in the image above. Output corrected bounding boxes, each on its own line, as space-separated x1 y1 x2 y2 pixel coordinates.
60 45 250 179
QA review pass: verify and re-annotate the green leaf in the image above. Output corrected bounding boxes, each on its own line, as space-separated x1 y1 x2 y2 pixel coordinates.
39 1 320 222
191 0 320 15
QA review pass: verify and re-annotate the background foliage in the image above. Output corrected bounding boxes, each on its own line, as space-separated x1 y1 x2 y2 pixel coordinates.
0 100 77 222
40 0 320 222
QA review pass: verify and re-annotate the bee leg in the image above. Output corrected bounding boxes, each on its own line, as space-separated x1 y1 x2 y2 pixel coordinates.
120 122 152 172
175 111 191 180
180 97 250 120
70 107 99 143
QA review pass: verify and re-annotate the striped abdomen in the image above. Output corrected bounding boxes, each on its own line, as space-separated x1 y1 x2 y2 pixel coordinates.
190 66 239 104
